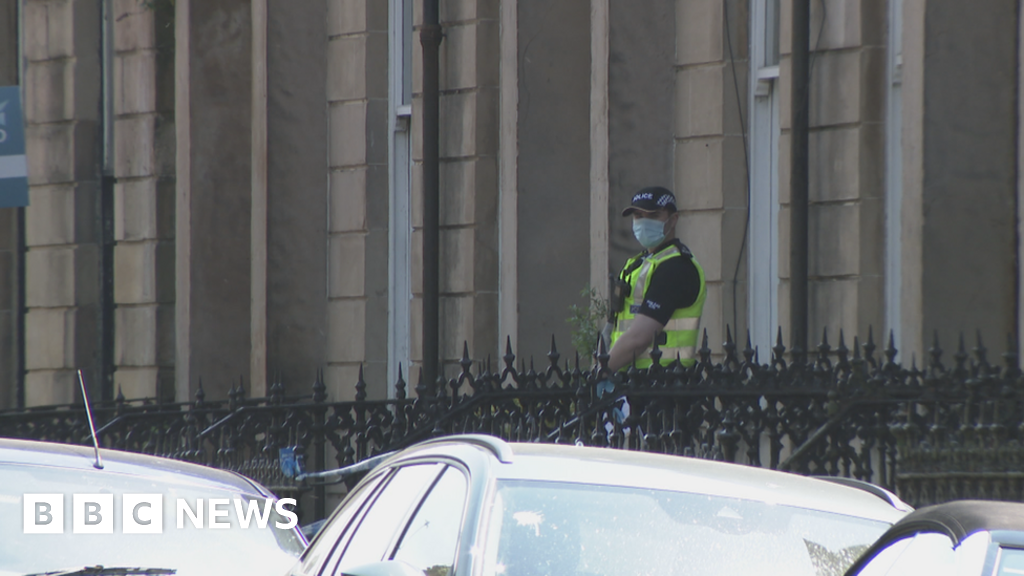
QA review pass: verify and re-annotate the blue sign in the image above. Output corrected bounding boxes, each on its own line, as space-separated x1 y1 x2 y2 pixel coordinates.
0 85 27 208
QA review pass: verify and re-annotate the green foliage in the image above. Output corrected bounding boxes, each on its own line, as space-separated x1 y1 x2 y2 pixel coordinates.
566 285 610 360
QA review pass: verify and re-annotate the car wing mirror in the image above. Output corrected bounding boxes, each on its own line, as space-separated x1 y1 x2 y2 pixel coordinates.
339 560 426 576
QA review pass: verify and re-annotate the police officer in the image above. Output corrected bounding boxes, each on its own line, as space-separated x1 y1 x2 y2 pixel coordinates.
606 186 706 372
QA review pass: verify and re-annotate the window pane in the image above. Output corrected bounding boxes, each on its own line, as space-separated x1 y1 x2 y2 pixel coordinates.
392 467 468 575
300 472 387 576
765 0 780 66
333 463 445 574
402 0 413 105
997 547 1024 576
857 533 955 576
486 480 892 576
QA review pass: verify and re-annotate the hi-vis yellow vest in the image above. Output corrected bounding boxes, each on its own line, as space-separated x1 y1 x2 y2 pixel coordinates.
611 242 706 369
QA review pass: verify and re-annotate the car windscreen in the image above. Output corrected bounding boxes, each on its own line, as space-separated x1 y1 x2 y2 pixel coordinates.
482 479 893 576
0 463 304 576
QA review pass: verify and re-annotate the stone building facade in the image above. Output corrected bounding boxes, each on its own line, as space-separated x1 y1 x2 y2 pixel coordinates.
0 0 1021 408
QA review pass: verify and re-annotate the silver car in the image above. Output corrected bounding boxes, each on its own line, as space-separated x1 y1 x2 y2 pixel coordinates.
0 438 306 576
287 434 911 576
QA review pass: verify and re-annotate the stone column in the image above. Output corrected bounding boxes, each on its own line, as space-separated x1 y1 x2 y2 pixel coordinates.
259 0 328 396
324 0 388 400
0 0 19 408
900 0 1018 356
22 0 103 406
175 0 252 402
672 0 749 351
514 0 590 360
112 0 175 401
608 0 676 272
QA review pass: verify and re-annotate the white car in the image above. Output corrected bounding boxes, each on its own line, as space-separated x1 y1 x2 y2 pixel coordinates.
0 438 306 576
286 434 911 576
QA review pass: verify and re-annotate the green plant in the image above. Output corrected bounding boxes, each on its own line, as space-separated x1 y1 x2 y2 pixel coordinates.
566 285 610 360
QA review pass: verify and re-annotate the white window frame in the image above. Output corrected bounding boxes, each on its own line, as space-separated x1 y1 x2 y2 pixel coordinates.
748 0 781 358
388 0 413 394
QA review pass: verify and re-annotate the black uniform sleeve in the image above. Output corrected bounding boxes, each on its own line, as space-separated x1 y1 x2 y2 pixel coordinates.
637 256 701 326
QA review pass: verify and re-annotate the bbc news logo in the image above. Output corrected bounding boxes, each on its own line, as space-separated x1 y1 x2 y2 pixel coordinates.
23 494 298 534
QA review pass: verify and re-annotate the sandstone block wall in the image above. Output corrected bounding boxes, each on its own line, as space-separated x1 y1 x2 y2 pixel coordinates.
22 0 103 406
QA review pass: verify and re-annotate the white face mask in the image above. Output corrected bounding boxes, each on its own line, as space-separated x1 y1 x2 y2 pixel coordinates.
632 218 667 249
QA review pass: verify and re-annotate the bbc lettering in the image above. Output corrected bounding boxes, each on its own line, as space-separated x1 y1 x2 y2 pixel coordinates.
23 495 298 534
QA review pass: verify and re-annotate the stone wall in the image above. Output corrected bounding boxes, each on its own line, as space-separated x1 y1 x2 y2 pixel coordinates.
432 0 499 371
112 0 175 401
22 0 103 406
785 0 887 340
4 0 1024 410
324 0 389 400
673 0 750 351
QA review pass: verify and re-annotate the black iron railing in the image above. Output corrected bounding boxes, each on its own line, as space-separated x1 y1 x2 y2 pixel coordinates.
2 328 1023 517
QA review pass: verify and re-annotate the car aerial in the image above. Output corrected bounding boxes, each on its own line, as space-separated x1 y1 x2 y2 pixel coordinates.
285 434 912 576
843 499 1024 576
0 437 306 576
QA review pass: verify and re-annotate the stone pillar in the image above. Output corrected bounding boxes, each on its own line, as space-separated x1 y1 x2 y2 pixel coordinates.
515 0 590 360
324 0 388 400
112 0 175 401
259 0 328 396
0 0 20 408
22 0 103 406
175 0 252 402
608 0 675 272
900 0 1017 356
672 0 749 351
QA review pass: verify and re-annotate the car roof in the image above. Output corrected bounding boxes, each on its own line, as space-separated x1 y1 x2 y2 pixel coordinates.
0 437 268 496
384 435 910 525
843 500 1024 575
865 499 1024 548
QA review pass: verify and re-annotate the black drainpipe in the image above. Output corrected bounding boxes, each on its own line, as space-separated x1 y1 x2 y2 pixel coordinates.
98 0 115 401
13 0 25 407
16 206 25 407
790 0 810 359
421 0 441 388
